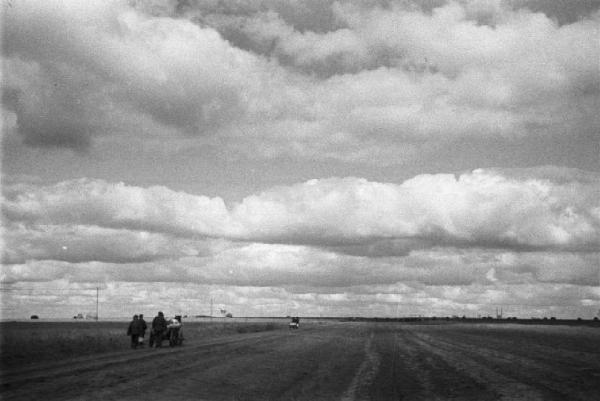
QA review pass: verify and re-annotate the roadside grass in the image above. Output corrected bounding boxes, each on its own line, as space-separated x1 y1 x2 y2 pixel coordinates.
0 321 282 369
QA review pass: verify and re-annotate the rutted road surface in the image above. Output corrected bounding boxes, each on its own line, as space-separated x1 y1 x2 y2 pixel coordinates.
2 322 599 400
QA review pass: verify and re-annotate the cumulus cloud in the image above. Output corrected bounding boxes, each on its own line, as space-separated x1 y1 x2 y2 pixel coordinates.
2 0 599 319
2 0 598 162
2 178 232 237
1 0 273 148
2 167 597 319
6 237 597 290
29 281 600 319
229 168 600 251
1 223 206 264
2 232 598 319
3 169 599 254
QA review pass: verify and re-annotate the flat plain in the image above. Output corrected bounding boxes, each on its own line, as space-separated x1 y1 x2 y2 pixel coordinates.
1 321 599 400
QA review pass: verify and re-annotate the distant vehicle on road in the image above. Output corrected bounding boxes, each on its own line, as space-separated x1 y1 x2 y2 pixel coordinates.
289 316 300 329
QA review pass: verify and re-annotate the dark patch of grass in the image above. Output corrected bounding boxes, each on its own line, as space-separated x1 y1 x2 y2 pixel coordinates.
0 321 284 369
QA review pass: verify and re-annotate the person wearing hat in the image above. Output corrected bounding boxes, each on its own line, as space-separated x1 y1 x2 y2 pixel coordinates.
150 311 167 348
126 315 143 349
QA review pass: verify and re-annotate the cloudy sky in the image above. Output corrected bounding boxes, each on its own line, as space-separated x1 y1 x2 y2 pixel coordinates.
1 0 599 319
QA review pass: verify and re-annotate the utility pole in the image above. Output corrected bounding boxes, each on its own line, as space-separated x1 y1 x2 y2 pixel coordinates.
96 287 99 321
210 298 213 320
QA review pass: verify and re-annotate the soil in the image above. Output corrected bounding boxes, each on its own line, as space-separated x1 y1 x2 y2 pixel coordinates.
1 322 599 400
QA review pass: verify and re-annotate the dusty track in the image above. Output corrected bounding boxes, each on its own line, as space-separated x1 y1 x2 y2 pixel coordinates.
1 322 599 400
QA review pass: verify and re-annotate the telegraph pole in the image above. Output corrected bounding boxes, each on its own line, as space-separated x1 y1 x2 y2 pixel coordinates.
210 298 213 320
96 287 99 321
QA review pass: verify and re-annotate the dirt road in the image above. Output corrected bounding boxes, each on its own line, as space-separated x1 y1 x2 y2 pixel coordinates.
2 322 599 400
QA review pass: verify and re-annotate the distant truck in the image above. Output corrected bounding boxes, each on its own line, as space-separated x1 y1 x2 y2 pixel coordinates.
289 316 300 329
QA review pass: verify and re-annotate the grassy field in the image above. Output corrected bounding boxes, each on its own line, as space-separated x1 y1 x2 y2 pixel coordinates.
0 320 281 368
2 318 597 370
2 321 599 400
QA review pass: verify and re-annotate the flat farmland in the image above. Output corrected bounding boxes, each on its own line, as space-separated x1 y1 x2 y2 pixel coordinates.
1 321 599 400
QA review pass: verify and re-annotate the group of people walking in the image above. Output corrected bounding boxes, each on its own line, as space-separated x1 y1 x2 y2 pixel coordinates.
126 314 147 348
127 311 183 349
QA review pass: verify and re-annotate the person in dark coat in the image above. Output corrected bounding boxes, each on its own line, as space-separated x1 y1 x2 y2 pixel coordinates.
126 315 143 349
150 311 167 348
138 314 148 347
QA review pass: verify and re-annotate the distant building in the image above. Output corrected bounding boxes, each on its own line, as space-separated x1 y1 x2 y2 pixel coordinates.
73 312 97 320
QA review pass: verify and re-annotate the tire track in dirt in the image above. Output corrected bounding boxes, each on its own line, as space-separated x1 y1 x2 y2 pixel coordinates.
408 331 548 401
0 332 265 380
414 330 600 400
379 326 497 401
369 328 405 400
341 332 380 401
84 340 280 401
2 325 365 401
0 331 283 395
110 324 365 401
443 329 600 371
392 330 445 401
4 323 598 400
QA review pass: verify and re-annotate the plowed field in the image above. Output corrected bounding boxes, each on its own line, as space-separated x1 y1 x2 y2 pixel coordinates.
2 322 599 400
